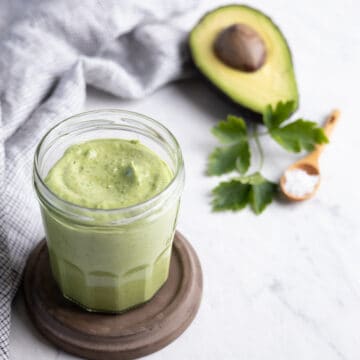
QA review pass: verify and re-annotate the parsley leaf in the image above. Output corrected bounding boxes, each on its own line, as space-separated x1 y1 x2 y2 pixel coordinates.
270 119 328 152
208 115 250 175
263 101 295 129
212 115 247 144
212 179 250 211
235 141 251 174
263 101 329 153
207 143 245 175
245 173 278 214
211 173 277 214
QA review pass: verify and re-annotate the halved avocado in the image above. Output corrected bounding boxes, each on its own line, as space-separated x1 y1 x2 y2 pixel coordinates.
189 5 299 115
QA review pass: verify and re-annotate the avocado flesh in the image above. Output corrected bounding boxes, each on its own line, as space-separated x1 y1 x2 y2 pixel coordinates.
189 5 299 115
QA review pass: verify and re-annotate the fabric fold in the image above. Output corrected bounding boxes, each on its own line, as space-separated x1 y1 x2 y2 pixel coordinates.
0 1 197 358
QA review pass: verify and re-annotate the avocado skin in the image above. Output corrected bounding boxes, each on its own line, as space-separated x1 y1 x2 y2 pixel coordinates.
188 4 299 118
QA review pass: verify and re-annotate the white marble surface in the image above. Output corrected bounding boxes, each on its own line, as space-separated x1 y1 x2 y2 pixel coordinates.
10 0 360 359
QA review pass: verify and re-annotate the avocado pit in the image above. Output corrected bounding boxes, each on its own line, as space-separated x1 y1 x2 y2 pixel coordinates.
214 23 267 72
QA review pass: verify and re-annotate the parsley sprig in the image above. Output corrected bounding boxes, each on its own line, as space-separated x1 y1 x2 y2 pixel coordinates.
207 101 328 214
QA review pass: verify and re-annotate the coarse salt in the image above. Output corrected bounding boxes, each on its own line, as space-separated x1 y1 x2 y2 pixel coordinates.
284 168 319 197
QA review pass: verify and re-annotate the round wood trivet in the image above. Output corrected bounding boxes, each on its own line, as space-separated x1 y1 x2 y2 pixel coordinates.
24 231 202 360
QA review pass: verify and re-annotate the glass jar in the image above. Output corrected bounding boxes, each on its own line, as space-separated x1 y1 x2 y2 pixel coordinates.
33 110 185 313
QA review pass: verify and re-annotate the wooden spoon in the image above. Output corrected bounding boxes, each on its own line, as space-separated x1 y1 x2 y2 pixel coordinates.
280 109 340 201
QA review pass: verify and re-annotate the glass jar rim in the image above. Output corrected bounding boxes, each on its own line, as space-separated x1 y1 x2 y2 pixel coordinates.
33 109 184 223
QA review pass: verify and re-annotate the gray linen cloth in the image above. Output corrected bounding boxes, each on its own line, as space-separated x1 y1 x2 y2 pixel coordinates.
0 0 197 357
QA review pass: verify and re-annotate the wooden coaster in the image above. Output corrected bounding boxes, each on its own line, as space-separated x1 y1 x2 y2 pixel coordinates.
24 231 202 360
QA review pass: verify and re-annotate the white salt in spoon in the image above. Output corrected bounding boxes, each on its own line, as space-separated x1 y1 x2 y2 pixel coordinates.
280 110 340 201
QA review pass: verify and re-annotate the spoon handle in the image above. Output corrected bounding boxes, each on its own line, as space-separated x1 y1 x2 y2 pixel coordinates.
323 109 340 137
315 109 340 153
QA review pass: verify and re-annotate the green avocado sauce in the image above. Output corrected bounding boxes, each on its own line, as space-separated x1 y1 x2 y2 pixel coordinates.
42 138 178 312
45 139 173 209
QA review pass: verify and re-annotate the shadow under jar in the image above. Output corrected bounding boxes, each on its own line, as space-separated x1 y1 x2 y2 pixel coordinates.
33 110 185 313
